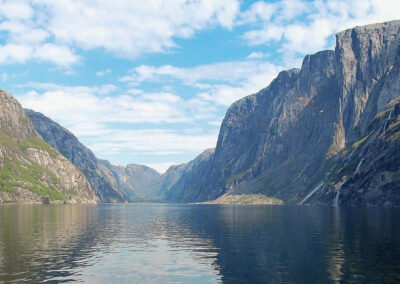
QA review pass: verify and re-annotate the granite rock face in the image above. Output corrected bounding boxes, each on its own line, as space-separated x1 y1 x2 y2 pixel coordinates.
165 148 215 202
26 109 128 203
166 20 400 206
0 90 98 204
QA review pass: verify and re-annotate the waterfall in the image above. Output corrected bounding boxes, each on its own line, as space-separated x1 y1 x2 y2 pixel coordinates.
354 159 364 174
333 181 346 207
384 104 397 131
333 158 364 207
299 182 323 205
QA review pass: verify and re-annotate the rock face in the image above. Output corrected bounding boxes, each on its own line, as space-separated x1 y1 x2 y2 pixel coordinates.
165 20 400 206
26 109 128 203
100 160 160 201
165 148 215 201
0 90 98 204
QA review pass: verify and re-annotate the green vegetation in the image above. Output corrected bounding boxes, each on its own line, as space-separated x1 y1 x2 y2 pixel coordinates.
64 189 77 197
225 169 251 185
0 158 67 201
374 109 390 120
387 118 400 131
0 133 58 157
2 200 17 204
204 194 284 205
388 131 400 142
21 137 58 156
0 133 70 201
352 132 372 149
326 144 344 159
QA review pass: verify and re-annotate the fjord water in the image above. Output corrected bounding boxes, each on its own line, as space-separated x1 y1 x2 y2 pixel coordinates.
0 204 400 283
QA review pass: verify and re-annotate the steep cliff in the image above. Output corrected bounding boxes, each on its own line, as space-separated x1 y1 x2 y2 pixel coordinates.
0 90 98 204
165 149 215 201
166 20 400 206
26 109 128 203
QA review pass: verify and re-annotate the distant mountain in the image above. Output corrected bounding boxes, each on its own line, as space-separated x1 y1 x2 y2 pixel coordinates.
0 90 98 204
150 163 188 200
100 160 160 201
164 20 400 206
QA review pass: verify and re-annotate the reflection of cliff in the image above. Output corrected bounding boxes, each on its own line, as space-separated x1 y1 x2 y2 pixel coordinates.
324 209 345 282
73 204 222 283
0 205 104 282
2 205 399 282
182 206 400 283
325 208 400 282
0 204 222 282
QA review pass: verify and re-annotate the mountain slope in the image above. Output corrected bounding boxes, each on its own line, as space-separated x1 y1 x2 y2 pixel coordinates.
26 109 128 203
100 160 160 201
165 20 400 206
0 90 98 204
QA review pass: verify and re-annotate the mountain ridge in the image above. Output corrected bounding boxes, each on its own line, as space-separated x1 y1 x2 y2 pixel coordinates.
3 20 399 206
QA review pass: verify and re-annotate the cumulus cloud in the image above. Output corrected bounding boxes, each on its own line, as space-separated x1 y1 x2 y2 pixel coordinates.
16 83 219 170
247 51 270 59
238 1 278 24
33 44 80 66
19 88 189 127
89 129 217 156
240 0 400 64
16 83 218 139
40 0 240 57
96 69 112 76
0 0 33 20
0 0 240 66
121 59 282 106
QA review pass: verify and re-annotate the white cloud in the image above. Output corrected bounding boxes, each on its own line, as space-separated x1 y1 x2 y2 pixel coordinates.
19 89 188 127
0 42 78 66
124 61 276 84
239 0 400 64
243 24 284 45
0 0 240 65
1 73 7 82
96 69 112 76
247 51 270 59
0 44 33 64
1 0 397 67
0 0 34 20
16 83 219 136
0 20 49 44
121 59 282 106
33 44 79 66
238 1 278 24
89 129 217 155
27 0 239 57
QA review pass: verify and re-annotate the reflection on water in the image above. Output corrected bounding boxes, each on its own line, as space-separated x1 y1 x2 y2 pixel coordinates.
1 204 400 283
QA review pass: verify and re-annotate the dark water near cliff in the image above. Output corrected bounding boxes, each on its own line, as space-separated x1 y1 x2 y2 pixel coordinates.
0 204 400 283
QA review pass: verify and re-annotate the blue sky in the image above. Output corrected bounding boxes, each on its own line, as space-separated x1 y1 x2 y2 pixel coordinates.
0 0 399 172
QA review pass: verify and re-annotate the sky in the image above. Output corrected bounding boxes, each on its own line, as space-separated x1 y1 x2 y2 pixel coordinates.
0 0 399 173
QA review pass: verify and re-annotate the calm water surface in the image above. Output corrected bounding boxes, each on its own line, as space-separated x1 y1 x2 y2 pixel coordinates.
0 204 400 283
